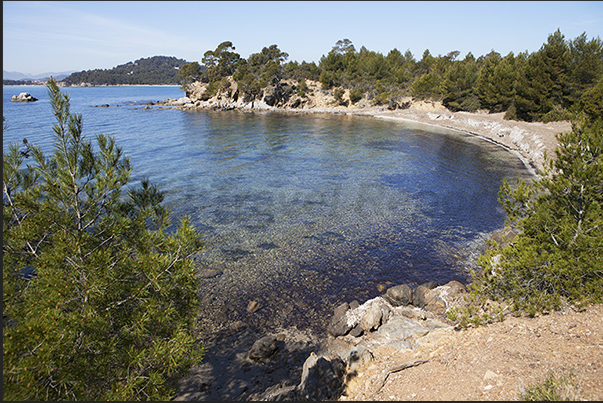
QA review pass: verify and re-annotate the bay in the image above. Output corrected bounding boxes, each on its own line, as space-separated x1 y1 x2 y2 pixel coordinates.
3 85 531 336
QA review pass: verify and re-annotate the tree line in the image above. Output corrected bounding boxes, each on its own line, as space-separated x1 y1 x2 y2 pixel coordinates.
179 30 603 122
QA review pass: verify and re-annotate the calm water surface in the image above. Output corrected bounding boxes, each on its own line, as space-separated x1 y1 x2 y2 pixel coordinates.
3 85 531 335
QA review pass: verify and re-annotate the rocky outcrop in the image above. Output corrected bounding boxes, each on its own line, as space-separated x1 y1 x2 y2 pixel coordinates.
11 92 38 102
158 78 374 113
488 226 518 247
252 280 468 400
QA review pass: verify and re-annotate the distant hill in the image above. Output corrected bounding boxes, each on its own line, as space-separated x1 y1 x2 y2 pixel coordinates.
3 70 76 81
62 56 190 86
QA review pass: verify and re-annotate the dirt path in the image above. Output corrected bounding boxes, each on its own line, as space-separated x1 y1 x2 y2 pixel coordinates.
340 303 603 401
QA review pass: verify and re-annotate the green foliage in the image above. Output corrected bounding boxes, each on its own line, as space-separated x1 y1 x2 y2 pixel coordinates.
333 87 346 105
349 88 364 104
519 370 580 401
319 70 334 89
511 30 584 122
3 79 205 400
441 53 480 111
166 30 601 119
468 112 603 315
580 76 603 120
567 33 603 105
410 72 442 100
477 51 518 113
201 41 242 84
233 44 288 101
178 61 202 93
63 56 189 86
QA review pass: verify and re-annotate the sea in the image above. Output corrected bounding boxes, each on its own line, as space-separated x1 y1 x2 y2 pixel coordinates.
3 84 531 335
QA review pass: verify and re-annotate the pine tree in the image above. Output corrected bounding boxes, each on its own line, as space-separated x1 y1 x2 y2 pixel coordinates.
441 53 480 111
580 77 603 120
3 78 205 400
473 112 603 315
567 33 603 105
476 51 502 110
512 30 572 122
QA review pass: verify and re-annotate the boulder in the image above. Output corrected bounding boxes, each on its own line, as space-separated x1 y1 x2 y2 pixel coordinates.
359 301 384 332
11 92 38 102
421 281 441 290
248 334 279 360
326 302 352 337
422 280 469 314
345 297 392 335
297 352 346 400
172 96 193 106
412 285 431 308
385 283 413 306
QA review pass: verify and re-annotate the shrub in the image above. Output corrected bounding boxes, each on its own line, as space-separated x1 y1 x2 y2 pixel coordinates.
519 370 580 401
3 79 205 400
349 88 364 104
469 112 603 315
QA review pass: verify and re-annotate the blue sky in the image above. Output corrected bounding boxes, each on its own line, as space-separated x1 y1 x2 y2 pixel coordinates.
3 1 603 76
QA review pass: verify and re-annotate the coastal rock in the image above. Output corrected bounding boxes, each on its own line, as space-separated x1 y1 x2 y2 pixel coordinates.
171 96 193 106
346 297 392 335
246 300 262 313
248 334 279 360
412 285 432 309
198 269 222 278
412 281 441 309
359 301 384 332
326 302 352 337
11 92 38 102
385 283 413 306
297 352 346 400
488 226 518 247
423 281 469 314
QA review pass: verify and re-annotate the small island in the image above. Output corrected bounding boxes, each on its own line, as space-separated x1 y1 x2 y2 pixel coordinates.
11 92 38 102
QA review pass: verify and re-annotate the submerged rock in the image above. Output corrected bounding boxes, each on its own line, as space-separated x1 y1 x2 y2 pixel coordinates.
249 334 279 360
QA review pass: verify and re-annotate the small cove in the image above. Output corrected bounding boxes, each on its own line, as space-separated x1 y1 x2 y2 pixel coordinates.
4 85 534 399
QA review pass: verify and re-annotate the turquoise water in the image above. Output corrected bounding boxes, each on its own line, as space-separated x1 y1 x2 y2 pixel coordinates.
3 85 531 333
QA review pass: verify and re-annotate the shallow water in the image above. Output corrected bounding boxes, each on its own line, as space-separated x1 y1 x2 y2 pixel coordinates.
3 86 531 336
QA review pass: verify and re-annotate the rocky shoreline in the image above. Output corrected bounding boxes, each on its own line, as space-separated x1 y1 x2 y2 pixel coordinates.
176 277 473 401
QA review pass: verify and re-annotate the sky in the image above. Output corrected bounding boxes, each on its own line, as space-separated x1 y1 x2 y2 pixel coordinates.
3 1 603 76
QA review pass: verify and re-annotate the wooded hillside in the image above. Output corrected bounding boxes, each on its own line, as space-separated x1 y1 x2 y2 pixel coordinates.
62 55 189 86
